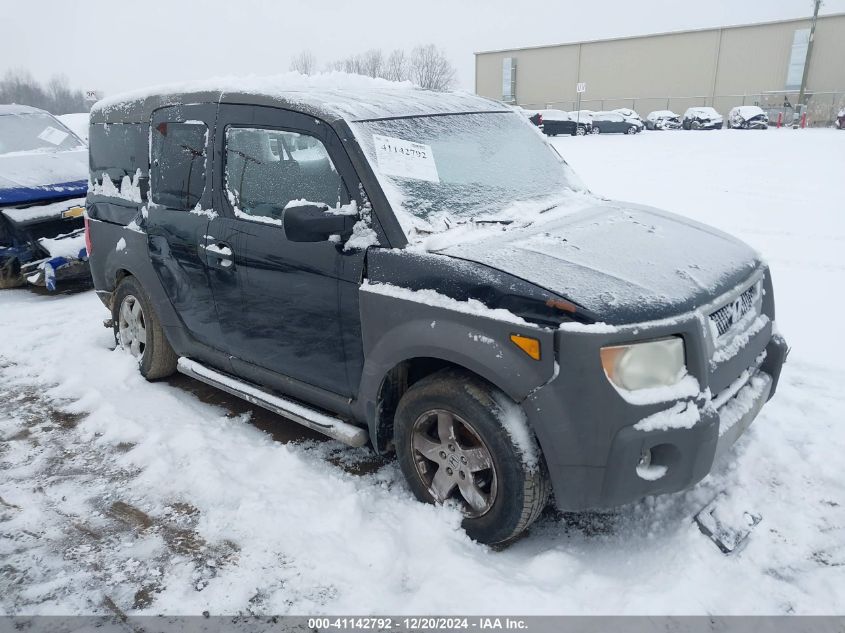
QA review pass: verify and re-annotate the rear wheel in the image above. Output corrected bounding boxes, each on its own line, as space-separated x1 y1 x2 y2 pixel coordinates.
113 276 177 379
395 369 550 546
592 126 601 134
575 126 587 136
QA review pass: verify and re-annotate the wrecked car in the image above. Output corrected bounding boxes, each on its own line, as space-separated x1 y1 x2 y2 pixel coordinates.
0 104 88 290
645 110 682 130
86 79 787 546
682 107 724 130
727 106 769 130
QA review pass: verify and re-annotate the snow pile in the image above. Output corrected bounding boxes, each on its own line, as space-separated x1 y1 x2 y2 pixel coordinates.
37 231 86 259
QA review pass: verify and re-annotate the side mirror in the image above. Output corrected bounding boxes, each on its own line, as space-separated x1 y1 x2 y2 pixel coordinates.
283 203 357 243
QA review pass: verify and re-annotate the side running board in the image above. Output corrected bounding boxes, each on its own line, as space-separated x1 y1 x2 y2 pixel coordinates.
177 357 369 447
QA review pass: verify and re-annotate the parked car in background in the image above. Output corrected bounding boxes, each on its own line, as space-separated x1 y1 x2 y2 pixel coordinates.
57 113 90 144
538 109 582 136
727 106 769 130
568 111 595 134
614 108 645 131
0 105 89 290
645 110 682 130
591 111 641 134
682 107 723 130
834 107 844 129
513 106 543 127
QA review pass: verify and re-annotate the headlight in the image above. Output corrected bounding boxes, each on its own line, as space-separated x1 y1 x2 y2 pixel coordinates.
600 337 686 391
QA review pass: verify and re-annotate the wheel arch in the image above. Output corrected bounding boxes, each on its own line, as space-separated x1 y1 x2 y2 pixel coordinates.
356 291 557 454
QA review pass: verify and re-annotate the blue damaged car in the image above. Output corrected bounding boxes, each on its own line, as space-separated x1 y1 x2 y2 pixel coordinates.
0 104 89 290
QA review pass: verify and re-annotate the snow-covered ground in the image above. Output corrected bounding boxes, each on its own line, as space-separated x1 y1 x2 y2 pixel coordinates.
1 128 843 616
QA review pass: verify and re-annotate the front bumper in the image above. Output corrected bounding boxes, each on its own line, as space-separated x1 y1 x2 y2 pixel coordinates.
523 275 787 511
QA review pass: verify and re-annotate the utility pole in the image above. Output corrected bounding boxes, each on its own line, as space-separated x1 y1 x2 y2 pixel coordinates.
797 0 821 107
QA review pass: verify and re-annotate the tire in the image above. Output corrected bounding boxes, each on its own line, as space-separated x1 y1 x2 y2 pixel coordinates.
112 275 177 380
575 126 586 136
626 126 636 134
592 126 601 134
691 120 702 130
0 256 25 289
394 368 551 546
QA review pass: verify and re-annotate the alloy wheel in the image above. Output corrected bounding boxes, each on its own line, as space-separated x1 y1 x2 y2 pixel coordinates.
410 409 497 518
118 294 147 358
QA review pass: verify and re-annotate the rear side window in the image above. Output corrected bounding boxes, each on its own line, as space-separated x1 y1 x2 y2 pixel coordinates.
151 121 208 211
224 127 344 223
89 122 149 199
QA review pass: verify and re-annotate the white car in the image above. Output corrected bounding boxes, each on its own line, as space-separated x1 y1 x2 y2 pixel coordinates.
645 110 682 130
727 106 769 130
682 107 724 130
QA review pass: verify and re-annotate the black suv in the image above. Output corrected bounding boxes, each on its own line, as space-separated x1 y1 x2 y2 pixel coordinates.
86 80 787 545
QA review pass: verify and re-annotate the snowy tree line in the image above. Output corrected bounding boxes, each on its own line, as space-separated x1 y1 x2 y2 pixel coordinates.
0 69 88 114
290 45 457 91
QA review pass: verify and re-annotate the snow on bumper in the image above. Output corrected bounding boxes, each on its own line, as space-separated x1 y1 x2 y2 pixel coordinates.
522 311 788 511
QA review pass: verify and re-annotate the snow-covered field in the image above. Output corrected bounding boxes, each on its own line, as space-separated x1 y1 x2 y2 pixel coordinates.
1 128 843 616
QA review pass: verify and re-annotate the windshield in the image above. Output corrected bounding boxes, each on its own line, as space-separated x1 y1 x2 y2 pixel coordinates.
0 113 85 156
353 112 582 234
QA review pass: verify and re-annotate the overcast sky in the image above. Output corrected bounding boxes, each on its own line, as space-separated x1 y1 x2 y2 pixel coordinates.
3 0 843 97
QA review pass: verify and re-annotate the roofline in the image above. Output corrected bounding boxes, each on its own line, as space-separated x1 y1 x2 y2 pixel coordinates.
473 11 845 56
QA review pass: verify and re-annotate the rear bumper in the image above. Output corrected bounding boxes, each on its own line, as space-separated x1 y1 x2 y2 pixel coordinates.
523 314 788 511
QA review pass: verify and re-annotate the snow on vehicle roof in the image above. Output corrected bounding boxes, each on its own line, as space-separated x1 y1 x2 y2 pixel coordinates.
731 105 766 117
0 104 50 116
686 107 720 116
539 109 571 121
648 110 679 119
91 72 508 124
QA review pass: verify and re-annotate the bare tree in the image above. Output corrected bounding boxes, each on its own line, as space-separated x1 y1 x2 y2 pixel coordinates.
384 49 409 82
359 49 385 78
0 69 87 113
324 44 457 90
409 44 456 91
289 50 317 75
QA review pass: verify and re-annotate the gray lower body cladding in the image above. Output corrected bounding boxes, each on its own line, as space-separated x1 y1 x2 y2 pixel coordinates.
524 324 787 511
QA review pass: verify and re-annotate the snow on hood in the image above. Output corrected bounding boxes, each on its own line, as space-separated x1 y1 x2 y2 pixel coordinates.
0 149 88 205
438 201 762 323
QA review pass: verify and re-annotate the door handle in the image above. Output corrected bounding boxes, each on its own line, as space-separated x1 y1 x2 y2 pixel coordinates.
202 242 234 268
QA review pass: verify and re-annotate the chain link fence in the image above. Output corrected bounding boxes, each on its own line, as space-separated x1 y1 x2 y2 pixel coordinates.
530 90 844 127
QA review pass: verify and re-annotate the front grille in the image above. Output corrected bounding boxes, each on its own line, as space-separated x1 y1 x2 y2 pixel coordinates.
709 285 757 337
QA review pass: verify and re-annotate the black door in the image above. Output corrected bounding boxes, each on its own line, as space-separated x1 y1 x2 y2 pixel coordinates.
146 104 224 349
210 105 368 397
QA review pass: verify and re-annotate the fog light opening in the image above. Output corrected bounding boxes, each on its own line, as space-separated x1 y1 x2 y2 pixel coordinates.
636 448 668 482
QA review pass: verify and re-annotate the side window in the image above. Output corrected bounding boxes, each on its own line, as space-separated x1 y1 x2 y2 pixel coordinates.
151 121 207 210
225 127 345 223
89 122 150 200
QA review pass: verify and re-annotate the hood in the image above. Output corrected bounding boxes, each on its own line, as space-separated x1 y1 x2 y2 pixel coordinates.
438 202 762 324
0 149 88 206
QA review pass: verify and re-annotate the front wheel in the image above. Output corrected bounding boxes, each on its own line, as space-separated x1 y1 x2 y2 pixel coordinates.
592 126 601 134
575 126 587 136
113 276 177 379
394 369 550 546
626 126 637 134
